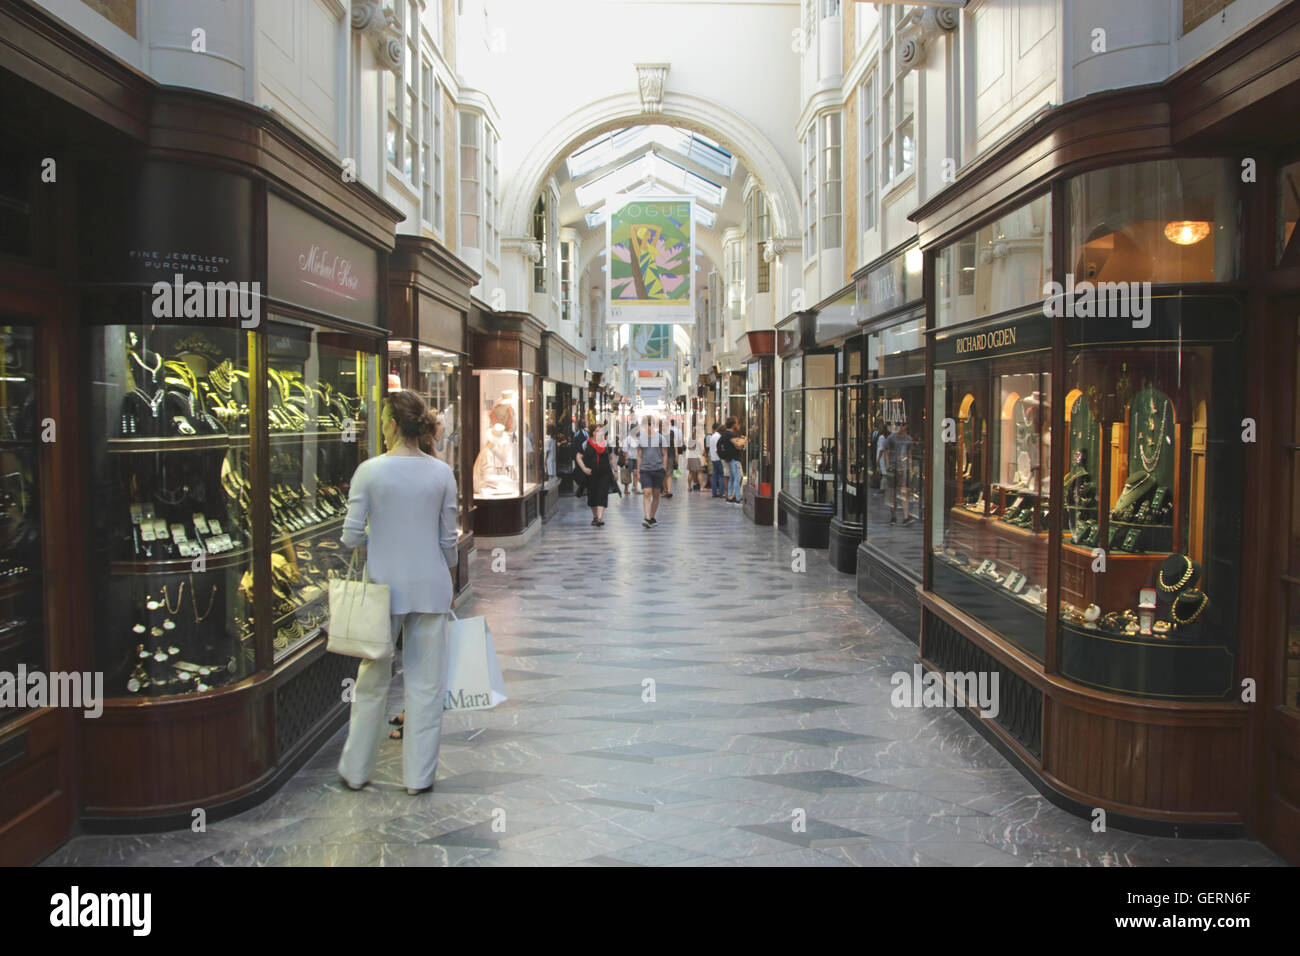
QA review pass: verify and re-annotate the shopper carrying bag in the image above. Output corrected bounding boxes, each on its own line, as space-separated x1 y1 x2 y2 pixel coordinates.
337 389 460 796
444 611 508 710
326 550 392 659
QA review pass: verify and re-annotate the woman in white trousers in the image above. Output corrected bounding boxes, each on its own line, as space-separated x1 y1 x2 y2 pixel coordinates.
338 390 460 795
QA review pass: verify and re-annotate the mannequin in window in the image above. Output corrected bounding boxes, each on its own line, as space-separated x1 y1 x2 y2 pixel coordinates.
489 390 517 433
473 422 514 493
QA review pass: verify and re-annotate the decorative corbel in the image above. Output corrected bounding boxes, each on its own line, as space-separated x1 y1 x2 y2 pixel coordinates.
635 63 670 115
352 1 402 72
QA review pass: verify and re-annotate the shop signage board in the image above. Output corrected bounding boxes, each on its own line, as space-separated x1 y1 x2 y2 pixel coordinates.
856 247 922 324
267 193 379 326
78 160 252 285
607 195 694 324
934 313 1052 365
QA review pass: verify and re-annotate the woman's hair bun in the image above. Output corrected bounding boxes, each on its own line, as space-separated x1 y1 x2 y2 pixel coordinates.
386 389 433 439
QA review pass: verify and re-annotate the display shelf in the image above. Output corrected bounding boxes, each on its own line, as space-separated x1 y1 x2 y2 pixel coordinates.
109 546 250 576
107 428 365 455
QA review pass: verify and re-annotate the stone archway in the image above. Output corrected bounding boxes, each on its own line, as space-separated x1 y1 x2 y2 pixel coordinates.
501 90 801 244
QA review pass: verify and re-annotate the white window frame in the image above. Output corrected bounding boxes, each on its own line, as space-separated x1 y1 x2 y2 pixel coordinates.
533 193 548 293
484 127 499 260
860 71 876 233
420 60 442 231
821 112 842 250
880 4 916 195
460 111 481 250
802 124 818 262
560 240 573 324
756 190 770 294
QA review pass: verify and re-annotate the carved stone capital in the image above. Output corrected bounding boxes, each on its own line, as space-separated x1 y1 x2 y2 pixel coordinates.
762 238 788 263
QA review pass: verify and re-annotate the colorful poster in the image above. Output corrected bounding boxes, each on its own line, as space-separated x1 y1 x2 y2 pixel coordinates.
607 196 693 324
628 323 673 370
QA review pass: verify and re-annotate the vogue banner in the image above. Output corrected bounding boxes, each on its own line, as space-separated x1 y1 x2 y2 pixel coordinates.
607 196 694 325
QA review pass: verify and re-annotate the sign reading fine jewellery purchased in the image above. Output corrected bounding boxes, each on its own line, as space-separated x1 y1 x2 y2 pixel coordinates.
607 196 694 325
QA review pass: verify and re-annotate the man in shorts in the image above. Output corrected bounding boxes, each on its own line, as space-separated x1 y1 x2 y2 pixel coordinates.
638 416 670 529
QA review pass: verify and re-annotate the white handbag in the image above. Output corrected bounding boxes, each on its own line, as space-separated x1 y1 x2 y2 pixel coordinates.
326 551 393 660
444 612 508 710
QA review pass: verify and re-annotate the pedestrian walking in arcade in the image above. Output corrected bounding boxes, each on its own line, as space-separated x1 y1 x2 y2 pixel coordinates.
572 418 589 498
718 417 744 503
622 422 641 494
576 422 619 526
685 428 703 491
638 416 671 528
886 419 915 525
662 417 681 498
708 422 725 498
338 389 459 796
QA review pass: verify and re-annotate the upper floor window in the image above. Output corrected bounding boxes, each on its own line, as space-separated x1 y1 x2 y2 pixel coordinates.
386 1 423 183
756 190 771 293
487 131 500 259
533 195 549 293
460 112 480 248
822 0 841 16
421 61 442 231
860 73 876 233
560 240 574 324
821 112 842 250
880 5 916 189
803 126 818 259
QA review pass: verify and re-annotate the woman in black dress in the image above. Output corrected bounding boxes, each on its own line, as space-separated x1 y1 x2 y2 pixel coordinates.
576 423 619 526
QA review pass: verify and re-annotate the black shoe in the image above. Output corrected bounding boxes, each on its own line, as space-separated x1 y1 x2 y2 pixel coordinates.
649 517 657 525
596 520 605 526
591 519 598 526
890 516 897 524
643 518 652 529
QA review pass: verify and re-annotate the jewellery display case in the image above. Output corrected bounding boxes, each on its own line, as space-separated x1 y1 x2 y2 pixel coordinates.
1055 296 1242 698
0 324 43 727
931 308 1053 659
88 317 380 696
264 318 377 661
89 322 258 698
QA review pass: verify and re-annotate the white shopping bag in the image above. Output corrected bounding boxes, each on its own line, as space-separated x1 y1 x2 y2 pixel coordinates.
444 613 508 711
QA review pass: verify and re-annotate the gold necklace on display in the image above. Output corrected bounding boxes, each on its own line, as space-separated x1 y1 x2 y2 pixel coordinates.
1170 591 1208 625
161 582 185 615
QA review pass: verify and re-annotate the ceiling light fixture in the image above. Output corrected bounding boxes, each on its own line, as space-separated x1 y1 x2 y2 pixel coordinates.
1164 221 1211 245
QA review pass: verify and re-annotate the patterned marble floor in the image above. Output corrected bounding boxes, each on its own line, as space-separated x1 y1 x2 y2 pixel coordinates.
44 490 1283 867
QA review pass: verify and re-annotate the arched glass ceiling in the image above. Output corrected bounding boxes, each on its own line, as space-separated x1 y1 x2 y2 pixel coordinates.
567 125 735 180
573 151 725 208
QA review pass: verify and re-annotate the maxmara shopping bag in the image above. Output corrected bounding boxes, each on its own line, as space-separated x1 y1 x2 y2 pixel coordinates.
444 612 507 711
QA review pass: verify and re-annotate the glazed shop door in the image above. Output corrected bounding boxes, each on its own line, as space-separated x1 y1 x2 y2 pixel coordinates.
1261 307 1300 863
0 294 80 865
